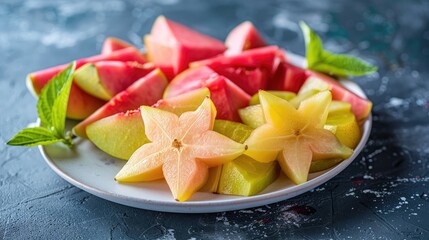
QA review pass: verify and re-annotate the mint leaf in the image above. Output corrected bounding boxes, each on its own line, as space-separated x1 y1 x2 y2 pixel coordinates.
50 63 75 136
299 21 377 77
312 51 378 76
8 62 76 147
37 62 76 137
7 127 64 146
299 21 322 68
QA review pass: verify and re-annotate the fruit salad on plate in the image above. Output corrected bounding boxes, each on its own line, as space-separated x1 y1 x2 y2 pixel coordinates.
9 16 376 202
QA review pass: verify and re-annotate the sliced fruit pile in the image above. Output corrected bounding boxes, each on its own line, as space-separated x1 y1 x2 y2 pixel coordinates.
26 16 372 201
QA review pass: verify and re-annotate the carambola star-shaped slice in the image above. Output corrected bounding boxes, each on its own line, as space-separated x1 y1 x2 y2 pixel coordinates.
115 97 246 201
244 90 353 184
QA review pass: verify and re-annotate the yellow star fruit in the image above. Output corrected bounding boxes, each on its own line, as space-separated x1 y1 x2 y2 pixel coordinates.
244 90 353 184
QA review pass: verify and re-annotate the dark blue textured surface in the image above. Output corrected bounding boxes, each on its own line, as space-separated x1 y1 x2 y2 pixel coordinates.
1 0 429 239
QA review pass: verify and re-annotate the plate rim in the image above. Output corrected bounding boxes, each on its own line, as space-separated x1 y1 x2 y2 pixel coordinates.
39 51 373 213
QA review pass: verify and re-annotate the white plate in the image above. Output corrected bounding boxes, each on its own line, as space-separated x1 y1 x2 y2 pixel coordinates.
39 52 372 213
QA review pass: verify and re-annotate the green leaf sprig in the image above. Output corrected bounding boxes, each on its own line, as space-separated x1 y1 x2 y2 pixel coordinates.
299 21 377 77
7 62 76 147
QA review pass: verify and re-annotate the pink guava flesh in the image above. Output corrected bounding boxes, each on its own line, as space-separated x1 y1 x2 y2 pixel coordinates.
66 83 106 120
147 16 226 75
164 67 250 121
94 61 154 97
225 21 266 55
190 46 279 75
101 37 133 55
212 67 267 96
267 62 309 93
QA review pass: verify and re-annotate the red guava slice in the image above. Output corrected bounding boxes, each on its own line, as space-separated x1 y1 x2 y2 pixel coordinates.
73 69 168 138
66 83 106 120
144 35 173 69
212 67 268 95
74 61 154 100
272 49 287 75
164 67 250 121
143 37 176 81
190 45 279 75
158 65 175 81
305 71 372 120
225 21 266 55
101 37 133 54
146 16 226 75
267 62 309 93
27 47 146 96
163 66 217 98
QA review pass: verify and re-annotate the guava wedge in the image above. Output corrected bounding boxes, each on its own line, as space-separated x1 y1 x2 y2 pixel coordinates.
244 91 353 184
163 66 217 98
225 21 266 55
190 45 279 74
192 46 281 95
144 35 174 75
272 49 287 74
164 66 250 121
115 98 246 201
27 47 146 96
86 109 149 160
145 16 226 75
267 62 308 93
158 65 175 81
210 67 268 95
145 34 221 81
73 69 167 138
66 83 106 120
101 37 133 54
304 71 372 120
87 88 211 160
74 61 154 100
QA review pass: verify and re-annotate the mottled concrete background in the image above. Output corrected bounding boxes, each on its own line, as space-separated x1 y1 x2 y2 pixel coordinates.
1 0 428 239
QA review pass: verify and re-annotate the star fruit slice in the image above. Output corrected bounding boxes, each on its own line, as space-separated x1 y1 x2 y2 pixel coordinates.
249 90 296 105
244 90 353 184
213 120 351 174
86 88 211 160
115 97 246 201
